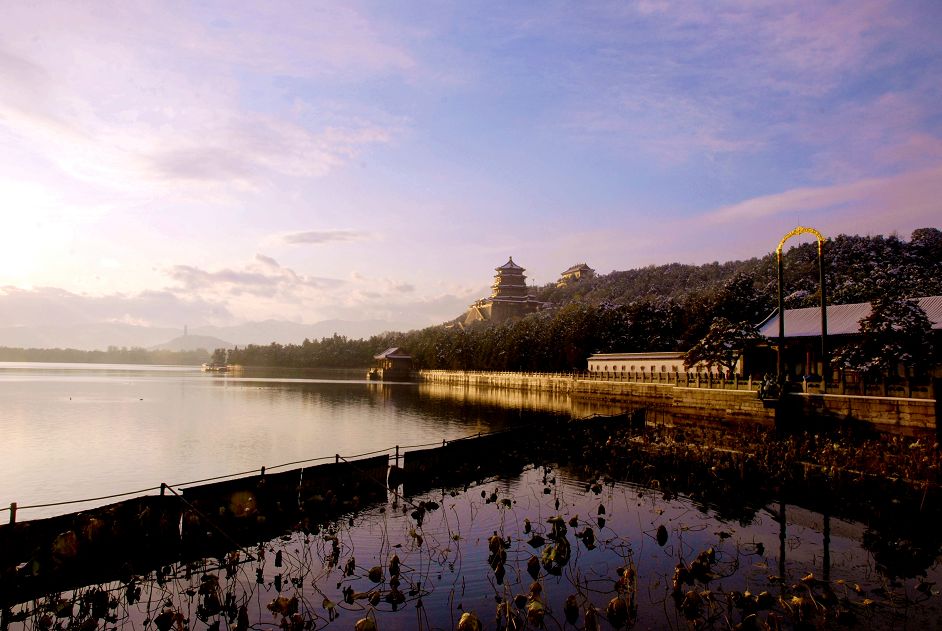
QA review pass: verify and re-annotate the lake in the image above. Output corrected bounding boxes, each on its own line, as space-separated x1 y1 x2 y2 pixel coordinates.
0 362 621 521
2 363 942 629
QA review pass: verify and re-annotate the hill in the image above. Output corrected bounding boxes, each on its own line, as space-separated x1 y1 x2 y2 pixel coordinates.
151 334 234 352
223 227 942 372
536 228 942 311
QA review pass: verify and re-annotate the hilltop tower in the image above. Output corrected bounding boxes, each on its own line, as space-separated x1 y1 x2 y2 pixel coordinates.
490 257 528 300
451 257 543 328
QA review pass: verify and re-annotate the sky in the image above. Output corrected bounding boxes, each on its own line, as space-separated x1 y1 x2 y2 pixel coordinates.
1 0 941 333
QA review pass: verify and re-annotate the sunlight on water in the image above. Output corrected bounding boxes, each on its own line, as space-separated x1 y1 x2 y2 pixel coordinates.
0 363 615 519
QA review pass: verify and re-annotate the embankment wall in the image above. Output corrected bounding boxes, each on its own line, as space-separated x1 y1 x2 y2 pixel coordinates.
418 370 937 435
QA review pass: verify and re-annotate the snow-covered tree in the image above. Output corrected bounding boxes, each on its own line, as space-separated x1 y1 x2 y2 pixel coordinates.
835 296 935 378
684 318 760 374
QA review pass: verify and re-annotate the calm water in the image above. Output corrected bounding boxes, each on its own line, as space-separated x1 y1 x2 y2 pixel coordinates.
4 363 942 628
8 467 942 629
0 363 620 521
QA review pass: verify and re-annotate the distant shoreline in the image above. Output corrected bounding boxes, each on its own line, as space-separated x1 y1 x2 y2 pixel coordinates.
0 346 210 366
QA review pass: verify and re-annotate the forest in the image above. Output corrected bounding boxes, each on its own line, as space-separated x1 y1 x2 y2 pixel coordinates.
0 346 211 365
222 228 942 372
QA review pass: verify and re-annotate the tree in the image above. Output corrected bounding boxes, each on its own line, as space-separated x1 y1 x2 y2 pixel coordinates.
684 317 759 374
211 347 228 364
835 296 935 378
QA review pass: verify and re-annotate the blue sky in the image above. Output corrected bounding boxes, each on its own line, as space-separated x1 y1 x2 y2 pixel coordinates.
1 0 940 332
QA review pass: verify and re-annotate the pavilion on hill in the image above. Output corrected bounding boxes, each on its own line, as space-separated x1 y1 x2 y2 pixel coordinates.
557 262 595 287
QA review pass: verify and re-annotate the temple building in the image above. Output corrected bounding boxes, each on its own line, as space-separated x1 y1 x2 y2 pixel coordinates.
557 263 595 287
450 257 543 328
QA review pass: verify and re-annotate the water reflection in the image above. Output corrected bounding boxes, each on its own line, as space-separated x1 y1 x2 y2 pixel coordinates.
416 382 628 419
0 364 620 520
5 465 940 630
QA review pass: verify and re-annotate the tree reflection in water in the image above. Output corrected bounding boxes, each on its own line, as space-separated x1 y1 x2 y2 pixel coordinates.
4 455 942 630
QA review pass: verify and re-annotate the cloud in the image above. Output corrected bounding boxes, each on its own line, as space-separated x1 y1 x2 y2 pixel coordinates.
167 261 343 297
254 254 280 268
552 0 934 170
704 166 942 227
283 230 370 245
143 114 397 187
0 286 232 329
0 3 406 199
189 2 416 77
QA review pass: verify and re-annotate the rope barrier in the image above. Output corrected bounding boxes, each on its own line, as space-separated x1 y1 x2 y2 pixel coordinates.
10 485 165 511
264 455 335 472
171 468 273 489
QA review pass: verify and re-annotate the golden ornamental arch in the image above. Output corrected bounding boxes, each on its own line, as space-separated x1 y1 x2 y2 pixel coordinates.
776 226 829 382
777 226 825 255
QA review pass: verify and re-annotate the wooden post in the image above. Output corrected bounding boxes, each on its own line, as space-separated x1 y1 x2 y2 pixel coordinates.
160 483 167 496
395 445 399 469
9 502 16 525
335 454 340 464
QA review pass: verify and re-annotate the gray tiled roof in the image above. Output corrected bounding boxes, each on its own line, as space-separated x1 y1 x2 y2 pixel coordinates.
757 296 942 338
561 263 593 274
495 257 524 271
374 347 411 359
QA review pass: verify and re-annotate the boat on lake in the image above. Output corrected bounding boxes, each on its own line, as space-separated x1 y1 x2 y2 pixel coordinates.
201 362 235 372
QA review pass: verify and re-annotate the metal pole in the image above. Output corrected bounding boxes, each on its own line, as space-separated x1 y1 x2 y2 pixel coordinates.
818 240 828 384
777 251 785 378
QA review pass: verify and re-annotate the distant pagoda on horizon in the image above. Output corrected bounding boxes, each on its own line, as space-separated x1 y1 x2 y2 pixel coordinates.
450 256 543 328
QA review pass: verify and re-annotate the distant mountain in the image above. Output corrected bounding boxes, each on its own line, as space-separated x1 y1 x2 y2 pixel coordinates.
0 318 417 351
0 323 179 351
151 334 234 352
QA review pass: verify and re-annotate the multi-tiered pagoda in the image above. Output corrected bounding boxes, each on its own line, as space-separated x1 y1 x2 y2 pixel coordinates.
454 257 543 327
490 257 528 300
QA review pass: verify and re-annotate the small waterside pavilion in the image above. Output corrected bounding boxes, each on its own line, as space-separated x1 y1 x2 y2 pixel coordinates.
370 347 413 380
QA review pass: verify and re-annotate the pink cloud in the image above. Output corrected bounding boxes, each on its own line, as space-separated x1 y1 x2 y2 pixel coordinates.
704 166 942 232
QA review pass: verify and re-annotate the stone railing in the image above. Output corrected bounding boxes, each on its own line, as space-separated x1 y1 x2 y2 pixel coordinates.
581 369 758 391
420 369 936 400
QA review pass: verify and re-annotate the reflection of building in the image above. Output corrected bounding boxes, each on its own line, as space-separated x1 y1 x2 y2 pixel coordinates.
557 263 595 287
418 381 625 419
368 347 413 381
450 257 543 328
